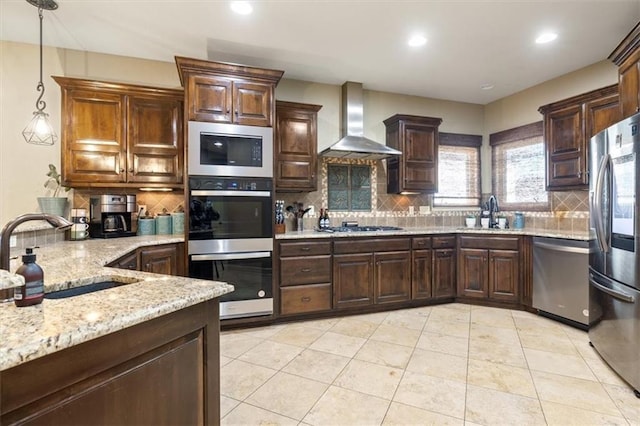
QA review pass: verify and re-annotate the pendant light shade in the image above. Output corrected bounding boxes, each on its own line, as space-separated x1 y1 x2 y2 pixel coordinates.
23 0 58 146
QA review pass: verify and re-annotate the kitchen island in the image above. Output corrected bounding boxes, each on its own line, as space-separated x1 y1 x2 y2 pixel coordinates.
0 236 233 425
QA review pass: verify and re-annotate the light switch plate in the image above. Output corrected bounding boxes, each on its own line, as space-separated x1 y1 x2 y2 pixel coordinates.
9 235 17 248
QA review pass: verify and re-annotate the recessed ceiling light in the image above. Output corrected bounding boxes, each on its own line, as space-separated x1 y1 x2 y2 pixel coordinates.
230 1 253 15
535 32 558 44
408 34 427 47
480 83 494 90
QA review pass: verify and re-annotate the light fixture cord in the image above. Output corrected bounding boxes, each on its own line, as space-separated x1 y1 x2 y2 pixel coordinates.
35 5 46 113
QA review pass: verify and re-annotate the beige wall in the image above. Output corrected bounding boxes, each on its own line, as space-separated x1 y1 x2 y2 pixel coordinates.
0 40 621 225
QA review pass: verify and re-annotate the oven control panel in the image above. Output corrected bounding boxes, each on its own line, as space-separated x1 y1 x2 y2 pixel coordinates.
189 176 272 191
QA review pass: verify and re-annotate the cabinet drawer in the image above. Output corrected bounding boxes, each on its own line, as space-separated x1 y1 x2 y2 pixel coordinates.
280 255 331 286
459 235 519 250
432 235 456 248
279 241 331 257
412 237 432 249
334 238 410 254
280 283 332 315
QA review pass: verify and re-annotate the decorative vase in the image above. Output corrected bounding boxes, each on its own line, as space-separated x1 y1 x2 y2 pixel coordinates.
37 197 68 217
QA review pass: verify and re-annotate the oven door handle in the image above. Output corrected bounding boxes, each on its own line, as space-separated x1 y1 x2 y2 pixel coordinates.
191 190 271 197
191 252 271 261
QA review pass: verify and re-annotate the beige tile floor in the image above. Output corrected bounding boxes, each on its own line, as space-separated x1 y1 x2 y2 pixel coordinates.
220 303 640 425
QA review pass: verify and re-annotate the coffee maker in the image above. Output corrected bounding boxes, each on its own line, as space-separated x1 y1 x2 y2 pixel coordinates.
89 195 137 238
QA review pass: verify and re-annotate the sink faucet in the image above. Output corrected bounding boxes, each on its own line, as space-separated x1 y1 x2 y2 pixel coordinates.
0 213 73 272
487 195 499 228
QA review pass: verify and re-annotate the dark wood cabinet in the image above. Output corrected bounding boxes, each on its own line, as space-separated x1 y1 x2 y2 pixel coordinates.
333 238 411 309
0 300 220 425
140 244 180 275
333 252 374 309
539 84 619 190
433 247 457 298
53 77 184 189
275 101 322 191
457 235 520 304
278 240 332 316
384 114 442 194
412 235 456 300
609 22 640 119
175 56 284 127
108 243 185 277
374 251 411 304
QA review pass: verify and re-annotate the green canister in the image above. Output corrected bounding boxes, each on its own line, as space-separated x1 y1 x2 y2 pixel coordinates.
155 214 172 235
137 218 156 236
514 212 525 229
171 212 185 235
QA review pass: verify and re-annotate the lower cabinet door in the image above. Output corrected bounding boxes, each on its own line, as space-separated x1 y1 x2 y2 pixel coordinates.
412 249 433 300
433 248 456 298
333 253 374 309
280 283 332 315
458 248 488 298
374 251 411 304
488 249 520 302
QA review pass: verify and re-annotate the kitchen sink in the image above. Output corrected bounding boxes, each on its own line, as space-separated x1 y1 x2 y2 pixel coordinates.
44 276 139 299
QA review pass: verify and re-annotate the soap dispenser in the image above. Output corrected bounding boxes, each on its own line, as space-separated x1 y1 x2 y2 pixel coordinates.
14 247 44 307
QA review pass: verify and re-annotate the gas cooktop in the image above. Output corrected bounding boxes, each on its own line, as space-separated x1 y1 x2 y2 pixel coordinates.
316 225 403 233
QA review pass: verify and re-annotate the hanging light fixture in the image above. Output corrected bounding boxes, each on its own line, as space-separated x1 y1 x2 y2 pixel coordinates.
22 0 59 146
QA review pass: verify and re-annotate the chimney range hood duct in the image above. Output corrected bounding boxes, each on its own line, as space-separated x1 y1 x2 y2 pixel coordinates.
320 82 401 160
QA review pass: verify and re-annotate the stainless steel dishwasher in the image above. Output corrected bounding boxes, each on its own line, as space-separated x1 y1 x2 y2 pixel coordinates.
532 237 591 328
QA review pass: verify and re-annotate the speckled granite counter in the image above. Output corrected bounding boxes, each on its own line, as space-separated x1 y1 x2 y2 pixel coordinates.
0 236 233 371
275 226 592 241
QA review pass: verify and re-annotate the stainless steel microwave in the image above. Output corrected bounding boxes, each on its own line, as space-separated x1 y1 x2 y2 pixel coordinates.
188 121 273 178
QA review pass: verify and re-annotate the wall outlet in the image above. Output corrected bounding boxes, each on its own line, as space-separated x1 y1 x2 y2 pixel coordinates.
9 235 17 248
137 204 147 216
419 205 431 214
408 206 415 215
307 206 315 216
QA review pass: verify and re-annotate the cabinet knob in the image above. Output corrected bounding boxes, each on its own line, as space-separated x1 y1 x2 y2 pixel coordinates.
300 247 310 252
226 109 230 114
301 268 311 273
301 296 311 303
129 168 134 173
120 168 125 173
577 171 582 179
417 241 425 245
235 110 238 115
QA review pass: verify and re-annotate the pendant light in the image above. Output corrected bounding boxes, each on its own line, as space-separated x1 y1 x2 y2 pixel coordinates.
22 0 59 146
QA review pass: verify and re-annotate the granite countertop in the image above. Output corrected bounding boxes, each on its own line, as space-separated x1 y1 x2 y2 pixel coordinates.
0 235 233 371
276 226 592 241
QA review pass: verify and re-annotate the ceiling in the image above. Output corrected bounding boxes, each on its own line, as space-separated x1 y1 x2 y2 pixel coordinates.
1 0 639 105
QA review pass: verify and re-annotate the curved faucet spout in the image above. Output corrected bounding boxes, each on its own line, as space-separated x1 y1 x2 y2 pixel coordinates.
0 213 73 272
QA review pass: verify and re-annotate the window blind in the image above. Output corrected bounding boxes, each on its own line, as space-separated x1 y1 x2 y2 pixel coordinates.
491 122 549 211
433 133 481 207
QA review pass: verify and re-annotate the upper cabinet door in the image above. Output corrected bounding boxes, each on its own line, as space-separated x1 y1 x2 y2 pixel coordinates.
61 89 127 185
275 101 322 192
127 94 184 185
233 81 272 127
544 103 585 189
188 75 233 123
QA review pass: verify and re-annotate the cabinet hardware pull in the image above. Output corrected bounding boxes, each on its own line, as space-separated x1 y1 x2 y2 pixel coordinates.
120 168 125 173
129 168 134 173
577 171 582 178
301 296 311 302
300 247 310 251
235 110 238 115
301 268 311 273
145 263 150 270
417 241 425 245
226 109 230 114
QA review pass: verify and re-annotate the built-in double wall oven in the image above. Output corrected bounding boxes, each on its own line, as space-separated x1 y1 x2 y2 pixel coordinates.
188 121 274 320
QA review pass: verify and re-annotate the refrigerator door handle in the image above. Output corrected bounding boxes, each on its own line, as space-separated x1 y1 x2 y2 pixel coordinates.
593 154 611 253
589 273 635 303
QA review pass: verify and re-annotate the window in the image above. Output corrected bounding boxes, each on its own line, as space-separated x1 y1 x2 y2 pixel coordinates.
328 164 372 211
490 122 549 211
433 133 482 207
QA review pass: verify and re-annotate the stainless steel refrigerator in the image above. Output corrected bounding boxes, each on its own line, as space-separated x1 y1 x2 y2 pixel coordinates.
589 111 640 397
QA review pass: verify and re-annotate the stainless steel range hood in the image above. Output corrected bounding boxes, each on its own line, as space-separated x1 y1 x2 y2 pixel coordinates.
320 82 402 160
